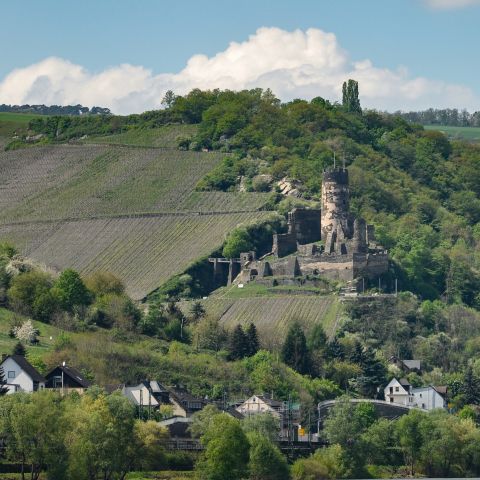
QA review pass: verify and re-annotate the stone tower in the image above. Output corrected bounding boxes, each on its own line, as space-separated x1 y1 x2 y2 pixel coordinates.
321 168 352 247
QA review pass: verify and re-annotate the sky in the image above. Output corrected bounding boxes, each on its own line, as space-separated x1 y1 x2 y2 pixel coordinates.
0 0 479 114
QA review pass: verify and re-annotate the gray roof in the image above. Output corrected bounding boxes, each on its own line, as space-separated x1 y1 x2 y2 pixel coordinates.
402 360 421 370
399 378 411 387
2 355 45 383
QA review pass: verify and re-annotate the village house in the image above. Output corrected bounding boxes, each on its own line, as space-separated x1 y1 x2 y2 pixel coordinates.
236 394 284 418
389 356 421 373
384 378 447 410
45 364 91 394
168 386 207 417
122 383 160 409
0 354 45 393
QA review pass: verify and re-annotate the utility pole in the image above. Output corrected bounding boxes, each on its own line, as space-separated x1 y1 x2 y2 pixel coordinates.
395 278 398 296
378 277 381 293
333 152 336 169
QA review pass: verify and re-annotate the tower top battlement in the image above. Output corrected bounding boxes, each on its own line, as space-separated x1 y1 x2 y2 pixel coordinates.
322 168 348 184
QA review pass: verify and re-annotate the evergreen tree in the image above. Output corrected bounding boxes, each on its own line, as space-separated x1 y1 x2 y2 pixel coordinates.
245 322 260 357
229 324 248 360
281 322 310 374
327 337 344 360
12 341 26 356
350 340 366 365
190 301 206 320
0 365 9 395
353 347 387 398
462 365 480 405
342 79 362 114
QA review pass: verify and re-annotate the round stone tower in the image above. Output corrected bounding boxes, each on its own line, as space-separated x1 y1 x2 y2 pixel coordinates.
321 168 351 240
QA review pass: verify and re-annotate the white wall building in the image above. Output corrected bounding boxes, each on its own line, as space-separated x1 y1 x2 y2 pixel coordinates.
1 355 46 393
236 395 283 418
384 378 447 411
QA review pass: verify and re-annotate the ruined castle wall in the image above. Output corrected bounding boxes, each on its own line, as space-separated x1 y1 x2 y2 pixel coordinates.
270 256 301 277
352 252 389 279
273 232 297 258
291 208 321 244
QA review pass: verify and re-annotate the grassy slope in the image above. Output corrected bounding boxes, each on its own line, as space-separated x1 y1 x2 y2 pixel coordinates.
0 124 271 299
84 124 198 148
424 124 480 141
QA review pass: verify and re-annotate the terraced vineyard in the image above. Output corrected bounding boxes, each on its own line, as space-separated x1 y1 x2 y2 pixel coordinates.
84 124 198 148
0 213 269 300
0 128 272 299
186 295 342 349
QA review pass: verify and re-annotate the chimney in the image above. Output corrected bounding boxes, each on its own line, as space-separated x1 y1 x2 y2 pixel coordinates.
1 353 7 362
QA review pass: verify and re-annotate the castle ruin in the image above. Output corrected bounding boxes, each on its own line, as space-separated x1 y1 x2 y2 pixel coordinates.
235 167 389 288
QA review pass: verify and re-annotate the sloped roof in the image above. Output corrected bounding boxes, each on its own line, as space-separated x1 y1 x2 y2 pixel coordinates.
2 355 45 383
399 378 411 387
123 384 159 407
46 365 91 388
168 386 206 409
257 395 284 408
402 360 421 370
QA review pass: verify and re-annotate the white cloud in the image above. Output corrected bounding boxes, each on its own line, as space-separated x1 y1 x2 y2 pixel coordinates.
0 27 477 114
424 0 480 9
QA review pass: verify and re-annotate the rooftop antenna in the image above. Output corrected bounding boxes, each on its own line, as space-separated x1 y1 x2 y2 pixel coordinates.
342 157 346 171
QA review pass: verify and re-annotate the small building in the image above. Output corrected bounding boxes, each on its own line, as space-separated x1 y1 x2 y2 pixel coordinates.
0 354 46 393
384 378 447 411
389 356 421 373
236 395 284 419
168 386 207 417
122 383 160 408
45 365 91 394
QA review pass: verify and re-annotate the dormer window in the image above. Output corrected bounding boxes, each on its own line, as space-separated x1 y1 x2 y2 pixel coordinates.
8 371 15 378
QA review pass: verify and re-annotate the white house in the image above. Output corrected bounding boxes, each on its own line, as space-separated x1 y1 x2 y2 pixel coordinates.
1 355 46 393
122 384 160 408
236 395 283 418
384 378 447 411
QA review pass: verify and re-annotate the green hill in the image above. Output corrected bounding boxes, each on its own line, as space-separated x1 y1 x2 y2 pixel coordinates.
0 124 271 299
424 124 480 141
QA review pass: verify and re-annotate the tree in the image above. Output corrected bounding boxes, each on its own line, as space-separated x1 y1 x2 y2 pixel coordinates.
84 271 125 297
0 365 9 395
229 324 248 360
462 365 480 405
133 420 168 470
54 269 91 312
222 228 253 258
242 413 280 442
193 316 227 352
1 391 68 480
395 409 426 476
189 404 222 438
291 444 349 480
12 341 26 356
281 322 310 374
245 322 260 357
162 90 176 109
247 432 289 480
7 270 53 316
67 391 136 480
196 413 250 480
342 79 362 114
12 320 38 344
190 300 206 320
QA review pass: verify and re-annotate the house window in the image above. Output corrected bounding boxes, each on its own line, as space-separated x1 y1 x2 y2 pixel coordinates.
53 376 63 388
422 403 426 409
395 386 399 392
419 393 422 398
390 397 393 403
8 371 15 379
389 387 393 393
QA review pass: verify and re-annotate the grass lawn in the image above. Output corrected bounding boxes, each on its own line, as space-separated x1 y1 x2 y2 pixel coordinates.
0 112 42 137
424 124 480 141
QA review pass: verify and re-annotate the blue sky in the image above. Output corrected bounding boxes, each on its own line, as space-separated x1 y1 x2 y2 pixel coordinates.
1 0 479 113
